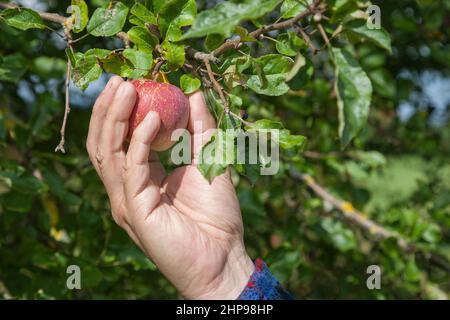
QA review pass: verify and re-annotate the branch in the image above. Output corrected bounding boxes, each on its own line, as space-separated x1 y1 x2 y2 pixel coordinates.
0 0 322 63
55 29 73 153
210 0 323 58
291 168 450 273
295 24 318 55
290 168 413 251
203 59 228 110
0 2 66 24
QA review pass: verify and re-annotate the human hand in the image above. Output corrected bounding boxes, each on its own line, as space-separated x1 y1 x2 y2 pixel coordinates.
86 76 254 299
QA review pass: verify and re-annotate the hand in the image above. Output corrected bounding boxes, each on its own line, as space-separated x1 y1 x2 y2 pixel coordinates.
86 76 254 299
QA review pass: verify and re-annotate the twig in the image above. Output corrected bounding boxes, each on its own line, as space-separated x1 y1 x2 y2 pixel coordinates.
295 24 318 54
203 59 229 127
317 23 331 48
152 58 165 80
1 0 322 63
188 0 324 61
291 168 450 273
203 59 228 111
0 2 66 24
55 29 73 153
290 168 413 251
186 47 219 64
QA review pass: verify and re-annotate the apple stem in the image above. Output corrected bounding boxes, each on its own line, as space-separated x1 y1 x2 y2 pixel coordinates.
152 58 166 80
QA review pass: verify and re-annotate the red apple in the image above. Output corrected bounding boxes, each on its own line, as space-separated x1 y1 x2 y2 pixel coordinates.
128 79 190 152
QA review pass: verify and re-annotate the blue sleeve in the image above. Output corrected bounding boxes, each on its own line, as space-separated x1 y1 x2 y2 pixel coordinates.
237 259 294 300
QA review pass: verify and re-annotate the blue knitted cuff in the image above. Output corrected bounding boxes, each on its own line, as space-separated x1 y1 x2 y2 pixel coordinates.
237 259 294 300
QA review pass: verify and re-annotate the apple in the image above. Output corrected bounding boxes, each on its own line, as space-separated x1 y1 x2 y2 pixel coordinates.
128 79 190 152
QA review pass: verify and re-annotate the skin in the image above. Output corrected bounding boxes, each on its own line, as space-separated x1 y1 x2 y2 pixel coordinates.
86 76 254 299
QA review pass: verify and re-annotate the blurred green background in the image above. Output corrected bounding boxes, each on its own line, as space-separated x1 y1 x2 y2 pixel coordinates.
0 0 449 299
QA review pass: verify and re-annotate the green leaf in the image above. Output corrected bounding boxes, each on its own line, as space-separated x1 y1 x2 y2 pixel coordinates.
345 19 392 54
65 48 77 66
32 56 67 78
100 52 134 78
85 48 111 59
280 0 312 19
161 41 185 71
247 54 294 96
130 2 157 25
87 2 129 37
0 54 28 83
165 0 197 41
247 119 306 151
276 31 306 56
180 74 201 94
1 172 47 194
198 131 234 183
127 26 159 52
321 217 357 252
1 8 46 30
123 49 153 79
286 52 306 82
205 34 226 52
72 54 103 90
181 0 283 39
279 130 307 150
332 47 372 148
0 176 12 195
248 119 284 130
70 0 89 33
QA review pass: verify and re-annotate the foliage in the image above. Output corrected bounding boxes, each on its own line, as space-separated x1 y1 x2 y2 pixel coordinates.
0 0 449 299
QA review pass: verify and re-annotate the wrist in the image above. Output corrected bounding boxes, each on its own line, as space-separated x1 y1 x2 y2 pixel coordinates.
192 242 254 300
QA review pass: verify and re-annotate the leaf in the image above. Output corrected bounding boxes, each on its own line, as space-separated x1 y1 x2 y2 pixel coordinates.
345 19 392 53
32 56 67 78
0 54 28 83
85 48 111 59
332 47 372 148
247 119 306 151
180 74 201 94
122 49 153 79
181 0 283 39
161 41 185 71
100 52 134 78
248 119 284 130
72 54 103 90
205 34 226 52
286 52 306 82
279 130 307 150
65 48 77 66
0 176 12 195
280 0 313 19
198 131 235 182
1 8 46 30
165 0 197 41
321 217 357 252
130 3 157 25
127 26 159 52
247 54 294 96
1 172 47 194
70 0 89 33
276 31 306 56
87 2 129 37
